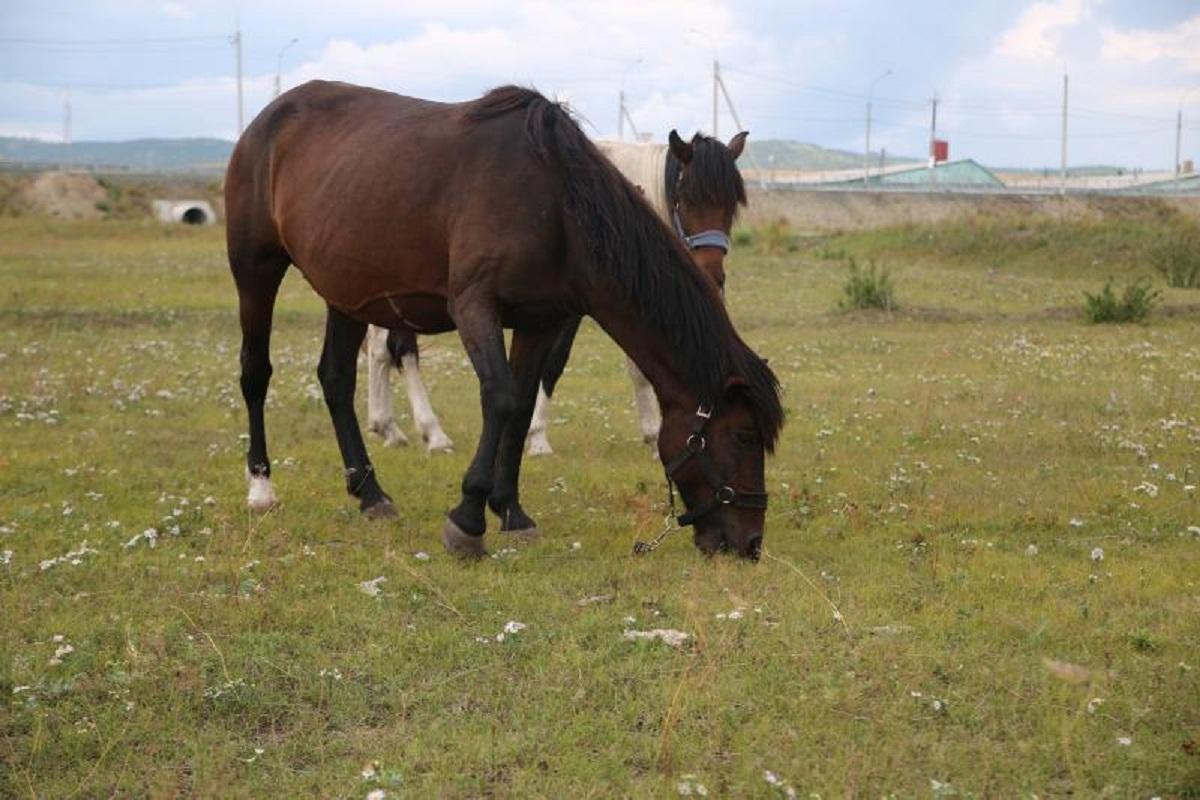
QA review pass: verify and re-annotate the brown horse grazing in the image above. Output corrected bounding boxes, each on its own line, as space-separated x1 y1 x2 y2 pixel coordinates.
225 80 782 559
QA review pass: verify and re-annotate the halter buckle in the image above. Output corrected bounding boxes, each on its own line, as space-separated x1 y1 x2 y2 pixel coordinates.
695 404 712 419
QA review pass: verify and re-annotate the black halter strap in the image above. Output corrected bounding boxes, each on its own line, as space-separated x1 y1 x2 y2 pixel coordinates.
663 405 768 527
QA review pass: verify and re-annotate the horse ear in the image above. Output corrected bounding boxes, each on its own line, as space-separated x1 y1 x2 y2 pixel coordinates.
727 131 748 160
668 130 693 164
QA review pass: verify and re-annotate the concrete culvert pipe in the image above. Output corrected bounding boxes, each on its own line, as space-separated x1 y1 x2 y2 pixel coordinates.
181 207 208 225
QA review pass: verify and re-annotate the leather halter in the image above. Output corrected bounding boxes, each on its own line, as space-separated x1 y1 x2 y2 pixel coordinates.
663 404 768 527
672 208 731 253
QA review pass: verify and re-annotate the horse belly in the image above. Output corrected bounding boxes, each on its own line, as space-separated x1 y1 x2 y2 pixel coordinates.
341 292 454 333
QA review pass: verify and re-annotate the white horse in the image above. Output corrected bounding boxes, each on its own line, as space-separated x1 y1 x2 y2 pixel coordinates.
364 131 748 454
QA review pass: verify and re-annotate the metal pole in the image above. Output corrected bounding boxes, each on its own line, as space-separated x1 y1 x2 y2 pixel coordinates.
275 38 298 99
1060 73 1068 196
1176 107 1183 179
715 69 766 189
929 95 938 186
234 29 244 136
713 59 719 138
618 90 624 141
864 69 891 188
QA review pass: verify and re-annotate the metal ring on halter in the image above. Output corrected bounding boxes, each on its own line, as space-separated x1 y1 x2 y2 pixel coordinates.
686 433 706 453
716 485 736 504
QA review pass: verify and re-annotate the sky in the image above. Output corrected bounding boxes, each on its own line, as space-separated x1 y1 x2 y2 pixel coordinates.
1 0 1198 169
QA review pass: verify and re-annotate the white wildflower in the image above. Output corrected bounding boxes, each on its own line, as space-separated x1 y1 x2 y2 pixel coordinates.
1025 544 1039 556
1090 547 1104 562
413 551 430 561
48 643 74 666
359 576 386 597
623 628 690 648
366 790 386 800
1116 736 1132 746
1068 518 1084 528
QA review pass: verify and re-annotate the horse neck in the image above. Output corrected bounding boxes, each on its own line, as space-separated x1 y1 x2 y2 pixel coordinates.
586 286 697 418
596 141 670 221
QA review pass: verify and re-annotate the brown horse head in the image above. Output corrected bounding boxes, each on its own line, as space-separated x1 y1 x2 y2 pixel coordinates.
667 129 748 292
658 373 775 559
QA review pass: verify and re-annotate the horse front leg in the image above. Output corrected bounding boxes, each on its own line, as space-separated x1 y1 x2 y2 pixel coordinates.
442 297 513 558
318 306 396 517
489 324 566 535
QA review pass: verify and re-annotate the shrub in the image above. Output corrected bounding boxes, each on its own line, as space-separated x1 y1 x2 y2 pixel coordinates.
1082 279 1160 324
840 257 895 311
758 218 798 255
1148 226 1200 289
732 227 754 248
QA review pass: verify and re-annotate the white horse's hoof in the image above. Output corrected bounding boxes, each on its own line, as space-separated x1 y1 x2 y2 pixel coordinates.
526 433 554 456
442 519 487 559
371 420 410 448
246 473 278 512
423 430 454 453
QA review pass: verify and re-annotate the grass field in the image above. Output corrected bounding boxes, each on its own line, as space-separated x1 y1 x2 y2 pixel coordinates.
2 212 1199 797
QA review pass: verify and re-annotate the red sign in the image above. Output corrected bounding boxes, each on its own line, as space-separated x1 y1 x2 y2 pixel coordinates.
932 139 949 163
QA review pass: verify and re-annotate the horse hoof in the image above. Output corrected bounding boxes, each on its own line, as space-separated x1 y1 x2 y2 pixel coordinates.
442 519 487 559
246 473 278 513
526 435 554 456
372 421 410 448
423 431 454 454
363 500 398 519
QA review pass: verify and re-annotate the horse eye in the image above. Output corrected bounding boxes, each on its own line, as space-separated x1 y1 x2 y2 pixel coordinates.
733 429 758 447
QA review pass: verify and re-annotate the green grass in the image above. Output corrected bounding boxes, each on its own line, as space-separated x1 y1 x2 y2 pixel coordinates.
2 217 1199 797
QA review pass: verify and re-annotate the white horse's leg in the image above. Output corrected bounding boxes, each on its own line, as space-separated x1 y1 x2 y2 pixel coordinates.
525 384 554 456
401 353 454 453
626 355 661 447
365 325 410 447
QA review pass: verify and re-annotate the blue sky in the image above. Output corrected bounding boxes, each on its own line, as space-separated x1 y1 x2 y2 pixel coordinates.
1 0 1197 168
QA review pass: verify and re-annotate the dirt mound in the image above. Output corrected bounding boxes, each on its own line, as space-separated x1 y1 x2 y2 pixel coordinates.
18 171 107 220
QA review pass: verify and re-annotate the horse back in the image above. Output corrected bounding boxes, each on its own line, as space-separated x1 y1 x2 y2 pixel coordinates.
226 81 571 328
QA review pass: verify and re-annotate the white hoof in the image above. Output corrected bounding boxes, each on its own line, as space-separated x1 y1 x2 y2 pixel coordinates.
526 432 554 456
246 473 278 512
423 429 454 453
371 420 410 448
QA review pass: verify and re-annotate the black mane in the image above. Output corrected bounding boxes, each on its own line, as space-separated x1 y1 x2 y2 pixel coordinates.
464 86 782 450
665 134 747 215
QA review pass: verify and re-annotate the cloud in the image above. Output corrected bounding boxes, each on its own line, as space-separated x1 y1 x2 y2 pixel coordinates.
995 0 1092 61
161 2 193 20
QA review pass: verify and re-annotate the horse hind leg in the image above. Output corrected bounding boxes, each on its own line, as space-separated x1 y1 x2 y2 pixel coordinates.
365 325 410 448
231 247 289 512
319 306 397 518
626 355 661 449
525 315 581 456
391 330 454 453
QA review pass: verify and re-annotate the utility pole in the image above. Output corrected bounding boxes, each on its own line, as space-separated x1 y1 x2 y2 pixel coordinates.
864 69 892 188
617 90 641 141
63 88 72 166
712 59 720 139
929 94 939 186
233 27 244 136
1060 72 1068 196
275 37 298 99
713 63 767 188
1176 106 1183 179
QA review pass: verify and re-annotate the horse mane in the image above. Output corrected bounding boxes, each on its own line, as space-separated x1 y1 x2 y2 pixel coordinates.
665 134 747 215
464 86 782 450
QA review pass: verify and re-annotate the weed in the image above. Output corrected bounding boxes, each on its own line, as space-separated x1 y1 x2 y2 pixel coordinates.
1149 225 1200 289
1082 278 1160 323
839 256 896 311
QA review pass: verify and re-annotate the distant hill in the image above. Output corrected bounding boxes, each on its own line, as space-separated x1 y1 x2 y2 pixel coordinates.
0 137 232 172
744 139 920 171
0 134 924 175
